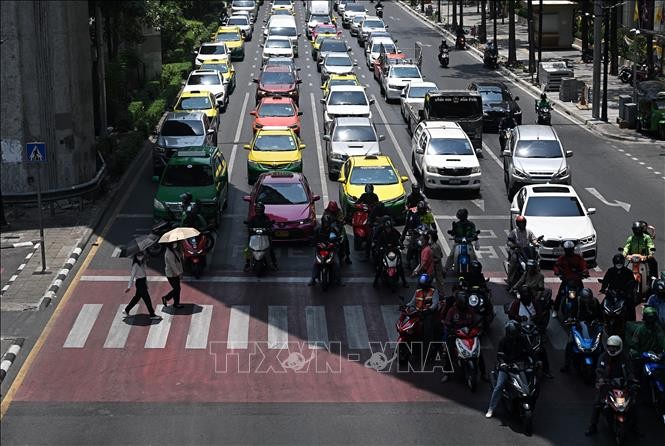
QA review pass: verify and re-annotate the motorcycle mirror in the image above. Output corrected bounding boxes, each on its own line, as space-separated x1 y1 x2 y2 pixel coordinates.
514 96 520 101
242 195 251 202
378 134 385 141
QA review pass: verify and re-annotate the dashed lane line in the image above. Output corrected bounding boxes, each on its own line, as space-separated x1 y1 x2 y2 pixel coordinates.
310 92 329 204
227 92 250 178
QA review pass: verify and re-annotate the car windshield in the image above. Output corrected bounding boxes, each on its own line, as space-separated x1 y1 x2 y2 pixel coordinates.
524 196 584 217
188 74 221 85
315 25 336 33
353 16 364 24
479 88 510 103
333 125 376 142
328 91 367 105
392 67 421 78
254 134 297 151
347 4 365 12
515 140 563 158
350 166 398 185
216 32 241 41
272 9 291 15
326 56 352 66
427 138 474 155
257 183 309 205
162 164 213 187
363 20 384 28
258 103 295 117
371 43 396 53
320 41 346 52
199 45 227 55
161 120 204 136
273 0 291 5
261 71 295 84
269 27 297 37
201 63 229 73
311 15 331 24
177 97 213 110
266 39 292 48
227 17 248 26
408 86 436 98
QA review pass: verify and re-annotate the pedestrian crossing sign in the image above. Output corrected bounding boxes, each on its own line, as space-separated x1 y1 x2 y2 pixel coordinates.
26 142 47 162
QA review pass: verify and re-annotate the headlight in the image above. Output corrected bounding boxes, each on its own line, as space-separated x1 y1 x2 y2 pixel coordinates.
592 332 602 350
153 199 165 211
554 167 568 177
426 165 438 174
579 234 596 245
513 167 528 178
471 166 480 174
468 294 480 307
298 218 312 225
483 112 489 117
574 333 584 351
196 58 204 64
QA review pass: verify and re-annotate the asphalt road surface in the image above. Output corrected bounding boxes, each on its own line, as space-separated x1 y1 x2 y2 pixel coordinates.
1 1 663 445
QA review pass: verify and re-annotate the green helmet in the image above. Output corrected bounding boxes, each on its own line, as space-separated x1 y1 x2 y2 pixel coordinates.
643 306 658 325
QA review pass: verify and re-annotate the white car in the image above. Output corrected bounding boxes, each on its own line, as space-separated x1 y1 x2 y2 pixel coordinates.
510 184 597 265
320 52 356 83
381 63 423 102
271 0 294 14
342 3 367 28
183 69 228 110
225 15 253 41
323 117 384 178
411 121 481 193
350 14 366 37
358 16 387 47
321 85 374 133
365 36 397 68
400 81 438 121
306 13 333 38
231 0 257 21
193 42 229 67
262 36 294 62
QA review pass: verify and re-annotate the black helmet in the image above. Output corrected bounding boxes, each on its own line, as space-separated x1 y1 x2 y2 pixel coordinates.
563 240 575 256
540 93 547 100
416 201 427 214
383 217 394 230
456 208 469 221
255 202 265 215
505 320 520 338
180 192 193 206
411 182 420 193
612 253 625 267
580 288 594 306
653 279 665 296
526 259 537 270
455 291 468 310
632 221 643 236
365 184 374 194
471 259 482 274
643 306 658 326
321 214 334 228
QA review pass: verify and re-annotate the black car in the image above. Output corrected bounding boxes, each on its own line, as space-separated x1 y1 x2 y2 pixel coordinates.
466 81 521 131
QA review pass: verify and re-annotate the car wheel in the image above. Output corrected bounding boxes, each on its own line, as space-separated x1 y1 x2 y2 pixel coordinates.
380 83 385 94
411 154 417 173
401 104 406 120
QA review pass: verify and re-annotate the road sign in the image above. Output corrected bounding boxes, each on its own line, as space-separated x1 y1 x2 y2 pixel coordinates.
26 142 47 162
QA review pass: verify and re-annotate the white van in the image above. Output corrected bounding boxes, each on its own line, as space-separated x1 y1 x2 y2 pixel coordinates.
308 0 331 16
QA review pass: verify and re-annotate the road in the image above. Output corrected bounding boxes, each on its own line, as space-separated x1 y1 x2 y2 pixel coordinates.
1 1 663 445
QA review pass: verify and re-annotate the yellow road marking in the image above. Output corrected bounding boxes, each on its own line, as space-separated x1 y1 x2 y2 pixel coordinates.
0 153 150 419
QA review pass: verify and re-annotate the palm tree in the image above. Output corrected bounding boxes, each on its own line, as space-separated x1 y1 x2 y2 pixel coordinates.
508 0 517 66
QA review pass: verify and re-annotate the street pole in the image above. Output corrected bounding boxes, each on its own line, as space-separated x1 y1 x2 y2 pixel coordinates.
527 0 534 77
591 0 603 119
493 0 497 46
35 167 46 272
459 0 464 29
610 0 618 75
95 1 108 138
480 0 486 43
537 0 543 82
437 0 441 23
602 8 609 122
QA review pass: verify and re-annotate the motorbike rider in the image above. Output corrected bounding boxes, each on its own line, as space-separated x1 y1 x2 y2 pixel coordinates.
560 288 603 373
585 336 639 436
444 208 479 274
401 200 435 241
180 200 208 231
601 253 637 320
406 182 427 209
485 320 531 417
510 259 546 299
244 202 277 271
553 240 589 319
373 218 408 288
405 274 441 362
356 184 379 209
535 93 551 111
442 290 485 382
628 306 665 361
438 38 449 53
324 201 352 265
498 114 517 150
309 214 344 286
506 215 538 286
460 260 489 291
412 232 433 276
646 279 665 328
455 26 466 48
623 221 658 280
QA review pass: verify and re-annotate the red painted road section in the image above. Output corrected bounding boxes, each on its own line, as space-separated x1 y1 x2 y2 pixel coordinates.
14 269 611 404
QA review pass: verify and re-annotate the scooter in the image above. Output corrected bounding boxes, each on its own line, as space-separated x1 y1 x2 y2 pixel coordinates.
601 378 637 445
483 48 498 69
375 4 384 18
565 318 604 385
536 104 552 125
600 287 627 338
490 358 540 436
503 236 543 289
641 351 665 425
448 230 480 276
456 34 466 50
452 325 482 392
618 64 648 85
315 240 338 291
351 203 370 251
378 243 402 292
556 276 585 320
248 227 272 277
459 278 495 331
405 223 429 269
181 230 214 278
438 48 449 67
395 303 439 365
624 250 655 302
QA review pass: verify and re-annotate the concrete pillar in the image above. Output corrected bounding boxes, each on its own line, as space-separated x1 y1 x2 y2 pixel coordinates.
1 0 96 195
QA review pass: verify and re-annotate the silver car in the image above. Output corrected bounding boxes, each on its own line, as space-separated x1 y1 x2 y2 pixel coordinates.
502 125 573 197
323 117 384 179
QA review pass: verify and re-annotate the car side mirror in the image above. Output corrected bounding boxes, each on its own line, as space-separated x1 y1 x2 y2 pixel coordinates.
297 79 302 84
394 39 398 43
320 98 326 104
514 96 520 101
249 110 257 116
369 98 375 105
353 62 358 66
243 195 251 202
378 134 385 141
322 135 331 141
400 92 406 98
299 144 306 150
243 144 251 150
207 128 215 134
510 207 520 213
151 175 160 183
192 50 199 55
385 25 389 29
347 47 352 51
501 150 511 157
312 195 321 202
337 177 345 183
401 176 409 183
415 147 424 155
298 111 303 116
565 150 573 157
253 78 259 83
587 208 596 215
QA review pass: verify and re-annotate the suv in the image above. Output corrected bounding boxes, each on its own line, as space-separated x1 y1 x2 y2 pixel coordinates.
321 85 374 133
381 63 423 102
152 146 229 226
323 117 384 179
183 69 228 110
153 112 215 175
411 121 481 194
358 16 387 47
502 125 573 198
467 81 522 130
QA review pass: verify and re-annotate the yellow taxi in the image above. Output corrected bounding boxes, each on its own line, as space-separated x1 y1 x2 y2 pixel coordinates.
200 58 237 93
321 73 360 98
173 91 219 128
337 155 408 223
212 26 245 60
244 127 306 184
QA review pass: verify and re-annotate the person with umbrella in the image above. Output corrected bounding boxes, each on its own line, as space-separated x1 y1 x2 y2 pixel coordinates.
124 251 161 320
159 227 198 309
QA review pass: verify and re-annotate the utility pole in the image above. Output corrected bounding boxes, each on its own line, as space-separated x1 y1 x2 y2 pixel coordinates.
602 6 609 122
591 0 603 119
536 0 543 83
437 0 441 23
581 0 589 54
452 0 457 30
508 0 517 66
493 0 497 47
459 0 464 29
610 0 618 75
95 1 108 138
527 0 534 76
480 0 486 43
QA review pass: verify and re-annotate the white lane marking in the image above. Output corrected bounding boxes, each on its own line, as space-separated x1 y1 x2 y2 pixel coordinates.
481 141 503 169
268 305 289 349
305 306 329 349
639 162 645 165
471 199 485 211
227 305 250 349
111 247 121 258
228 92 251 178
380 305 399 343
104 305 137 348
144 305 173 348
585 187 631 212
647 166 653 170
186 305 213 349
63 304 103 348
343 305 370 349
310 92 329 203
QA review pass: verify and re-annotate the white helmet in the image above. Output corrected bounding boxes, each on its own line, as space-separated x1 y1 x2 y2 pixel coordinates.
606 335 623 357
563 240 575 250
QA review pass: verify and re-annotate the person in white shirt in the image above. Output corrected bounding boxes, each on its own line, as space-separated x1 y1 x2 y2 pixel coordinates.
124 252 161 319
162 243 184 309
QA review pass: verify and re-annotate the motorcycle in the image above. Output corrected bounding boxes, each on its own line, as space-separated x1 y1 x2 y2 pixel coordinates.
483 48 498 69
181 230 214 278
395 304 438 365
452 326 482 392
315 240 338 291
490 358 540 436
375 4 384 18
641 351 665 425
459 278 495 331
351 203 370 251
624 250 655 302
456 34 466 50
438 48 449 67
376 243 403 291
448 230 480 277
556 276 586 320
536 104 553 125
600 378 637 445
247 227 272 277
600 287 627 338
618 64 648 85
503 236 543 289
565 318 604 385
405 223 429 270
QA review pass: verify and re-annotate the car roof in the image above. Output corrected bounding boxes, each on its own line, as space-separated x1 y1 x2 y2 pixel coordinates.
334 117 373 126
201 42 228 48
473 81 509 90
523 184 576 196
408 81 438 88
262 65 293 73
257 171 306 184
256 127 294 136
266 35 292 40
258 96 296 105
390 64 419 70
169 146 218 164
217 26 242 33
362 16 383 22
515 125 557 140
325 52 351 58
329 85 366 92
427 127 469 139
179 90 214 98
165 111 205 121
190 69 220 76
370 36 394 44
420 120 461 130
350 154 393 167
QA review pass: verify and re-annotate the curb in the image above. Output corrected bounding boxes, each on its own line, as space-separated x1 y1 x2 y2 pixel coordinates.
0 245 39 297
37 247 83 310
0 338 24 383
0 240 40 250
395 2 655 144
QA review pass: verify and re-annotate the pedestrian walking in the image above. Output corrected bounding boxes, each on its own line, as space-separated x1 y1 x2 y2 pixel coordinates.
162 242 184 309
124 252 161 319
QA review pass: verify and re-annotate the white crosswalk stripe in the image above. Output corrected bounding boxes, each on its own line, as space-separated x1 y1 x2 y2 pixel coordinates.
186 305 213 349
227 305 250 349
268 305 289 349
305 305 329 349
343 305 370 349
145 305 173 348
380 305 399 343
104 305 137 348
63 304 103 348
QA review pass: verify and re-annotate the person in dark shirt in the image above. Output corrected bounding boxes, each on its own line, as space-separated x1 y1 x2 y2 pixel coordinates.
244 202 276 270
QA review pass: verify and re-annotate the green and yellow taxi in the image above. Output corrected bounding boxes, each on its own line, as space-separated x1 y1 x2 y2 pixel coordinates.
173 91 219 129
200 58 237 93
212 26 245 60
244 127 305 184
320 73 360 98
338 155 408 223
152 146 229 226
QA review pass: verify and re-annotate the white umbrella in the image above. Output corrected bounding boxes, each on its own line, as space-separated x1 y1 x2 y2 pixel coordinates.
159 227 200 243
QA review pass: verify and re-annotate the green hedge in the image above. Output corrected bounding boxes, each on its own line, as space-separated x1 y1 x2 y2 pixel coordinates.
97 131 145 178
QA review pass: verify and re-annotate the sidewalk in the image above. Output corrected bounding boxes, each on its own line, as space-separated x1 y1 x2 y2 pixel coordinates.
399 1 661 143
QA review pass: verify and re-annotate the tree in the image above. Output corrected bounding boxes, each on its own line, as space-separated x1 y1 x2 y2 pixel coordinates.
508 0 517 66
479 0 487 43
452 0 457 29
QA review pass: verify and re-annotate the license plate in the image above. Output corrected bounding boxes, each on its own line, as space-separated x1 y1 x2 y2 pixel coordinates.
552 247 564 256
274 230 289 238
448 179 461 185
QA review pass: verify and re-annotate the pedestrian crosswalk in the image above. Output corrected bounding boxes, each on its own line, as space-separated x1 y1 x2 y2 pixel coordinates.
61 303 569 352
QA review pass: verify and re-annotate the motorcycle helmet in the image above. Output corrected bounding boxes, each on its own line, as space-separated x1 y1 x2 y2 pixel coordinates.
579 288 594 307
328 232 338 243
470 259 482 274
606 335 623 357
515 215 527 230
455 291 468 310
416 201 427 215
612 253 625 269
180 192 193 207
411 182 420 193
365 184 374 194
631 221 643 236
526 259 537 270
652 279 665 297
540 93 547 101
563 240 575 256
643 306 658 327
326 201 340 214
456 208 469 221
417 273 432 288
254 202 265 215
505 320 520 339
383 216 394 230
